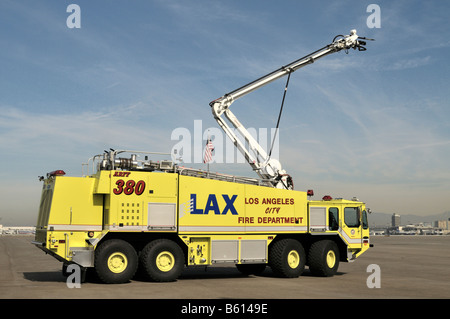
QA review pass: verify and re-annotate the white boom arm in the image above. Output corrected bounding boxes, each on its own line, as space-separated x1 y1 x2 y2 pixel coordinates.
210 30 372 189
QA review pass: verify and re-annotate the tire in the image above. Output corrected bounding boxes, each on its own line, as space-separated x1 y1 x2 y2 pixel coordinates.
269 239 306 278
236 263 266 276
94 239 138 284
139 239 185 282
308 240 340 277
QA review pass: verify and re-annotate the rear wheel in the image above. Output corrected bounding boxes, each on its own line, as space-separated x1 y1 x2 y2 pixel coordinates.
94 239 138 284
269 239 306 278
308 240 340 277
139 239 185 282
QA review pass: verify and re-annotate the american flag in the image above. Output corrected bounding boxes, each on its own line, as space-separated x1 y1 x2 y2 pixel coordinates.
203 138 214 164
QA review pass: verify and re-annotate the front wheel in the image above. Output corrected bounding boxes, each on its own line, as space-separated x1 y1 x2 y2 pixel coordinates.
308 240 340 277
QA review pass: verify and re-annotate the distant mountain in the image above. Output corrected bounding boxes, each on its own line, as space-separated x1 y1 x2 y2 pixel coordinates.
368 211 450 228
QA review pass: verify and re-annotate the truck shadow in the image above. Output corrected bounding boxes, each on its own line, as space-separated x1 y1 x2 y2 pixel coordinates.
22 267 346 284
301 269 346 277
23 271 66 283
179 266 248 280
178 267 346 280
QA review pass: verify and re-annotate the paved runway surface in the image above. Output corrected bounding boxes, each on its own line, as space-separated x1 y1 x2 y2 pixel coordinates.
1 235 449 299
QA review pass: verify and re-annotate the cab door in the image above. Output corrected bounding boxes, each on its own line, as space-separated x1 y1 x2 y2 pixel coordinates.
361 208 371 250
341 206 362 248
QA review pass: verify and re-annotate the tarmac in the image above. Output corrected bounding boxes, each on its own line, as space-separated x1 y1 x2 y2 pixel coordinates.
1 235 449 301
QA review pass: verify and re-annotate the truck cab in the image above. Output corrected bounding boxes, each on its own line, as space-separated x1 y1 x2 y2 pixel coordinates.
308 195 371 262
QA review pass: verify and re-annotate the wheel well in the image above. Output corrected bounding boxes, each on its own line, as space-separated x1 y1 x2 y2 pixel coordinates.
270 234 348 263
98 232 187 261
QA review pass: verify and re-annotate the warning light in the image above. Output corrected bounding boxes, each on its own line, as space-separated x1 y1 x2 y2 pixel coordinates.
322 195 333 201
48 170 66 177
307 189 314 196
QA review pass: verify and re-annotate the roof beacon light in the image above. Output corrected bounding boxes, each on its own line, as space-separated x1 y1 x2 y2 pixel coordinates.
48 170 66 177
322 195 333 201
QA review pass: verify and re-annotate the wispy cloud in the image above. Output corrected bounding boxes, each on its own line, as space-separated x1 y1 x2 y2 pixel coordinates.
385 56 432 71
0 104 172 156
278 78 450 191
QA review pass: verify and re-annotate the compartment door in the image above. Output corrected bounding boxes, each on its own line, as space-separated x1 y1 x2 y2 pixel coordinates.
309 206 327 232
148 202 177 230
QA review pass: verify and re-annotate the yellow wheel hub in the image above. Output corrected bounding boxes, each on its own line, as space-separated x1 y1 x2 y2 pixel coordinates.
326 250 336 268
156 251 175 272
287 250 300 269
107 252 128 273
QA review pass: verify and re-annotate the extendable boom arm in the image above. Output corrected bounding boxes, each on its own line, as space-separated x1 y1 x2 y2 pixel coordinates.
210 30 372 189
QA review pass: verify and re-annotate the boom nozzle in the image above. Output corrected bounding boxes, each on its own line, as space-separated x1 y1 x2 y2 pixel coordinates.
331 29 374 52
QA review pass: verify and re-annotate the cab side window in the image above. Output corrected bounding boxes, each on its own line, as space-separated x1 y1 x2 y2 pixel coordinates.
362 210 369 229
344 207 360 228
328 207 339 230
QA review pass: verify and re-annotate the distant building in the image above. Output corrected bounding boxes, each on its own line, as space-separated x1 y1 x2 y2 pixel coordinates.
435 220 450 234
392 214 401 227
0 226 35 235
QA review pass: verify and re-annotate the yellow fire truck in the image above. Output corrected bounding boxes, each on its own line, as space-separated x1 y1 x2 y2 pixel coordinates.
33 30 373 284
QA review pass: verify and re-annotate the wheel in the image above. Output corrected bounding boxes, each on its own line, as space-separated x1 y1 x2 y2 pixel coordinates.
139 239 185 282
308 240 340 277
235 263 266 276
269 239 306 278
94 239 138 284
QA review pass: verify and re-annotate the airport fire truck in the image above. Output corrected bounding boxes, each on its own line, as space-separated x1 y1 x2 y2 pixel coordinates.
34 30 373 284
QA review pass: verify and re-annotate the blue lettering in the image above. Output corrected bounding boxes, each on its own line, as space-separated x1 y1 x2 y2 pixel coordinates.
204 194 221 215
190 194 204 214
189 194 239 215
222 194 238 215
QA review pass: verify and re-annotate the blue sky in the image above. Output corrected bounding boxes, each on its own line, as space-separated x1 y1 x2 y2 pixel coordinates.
1 0 449 225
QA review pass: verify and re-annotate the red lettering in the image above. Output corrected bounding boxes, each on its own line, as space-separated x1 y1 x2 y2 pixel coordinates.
265 207 281 214
255 216 303 224
124 180 135 195
238 217 254 223
261 197 296 205
135 180 145 195
113 179 124 194
245 197 259 205
113 171 131 177
113 179 145 196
